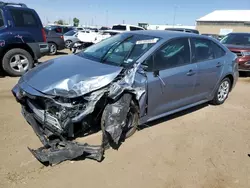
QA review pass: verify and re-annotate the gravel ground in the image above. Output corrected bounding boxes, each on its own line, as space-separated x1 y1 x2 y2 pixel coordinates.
0 50 250 188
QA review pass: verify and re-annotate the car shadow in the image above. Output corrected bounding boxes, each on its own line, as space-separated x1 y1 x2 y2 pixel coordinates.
0 69 6 78
239 72 250 77
138 103 209 131
56 51 68 55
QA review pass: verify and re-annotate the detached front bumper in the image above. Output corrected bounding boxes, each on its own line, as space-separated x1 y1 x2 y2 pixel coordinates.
12 83 106 165
22 107 104 165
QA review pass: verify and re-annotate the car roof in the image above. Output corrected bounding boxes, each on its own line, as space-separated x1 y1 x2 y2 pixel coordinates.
124 30 202 39
166 28 198 31
227 32 250 35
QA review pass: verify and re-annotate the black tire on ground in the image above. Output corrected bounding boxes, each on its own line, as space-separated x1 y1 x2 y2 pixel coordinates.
49 42 57 55
2 48 33 76
101 98 139 141
210 77 231 105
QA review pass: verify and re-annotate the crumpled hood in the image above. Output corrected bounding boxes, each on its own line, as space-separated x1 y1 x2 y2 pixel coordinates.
22 54 122 98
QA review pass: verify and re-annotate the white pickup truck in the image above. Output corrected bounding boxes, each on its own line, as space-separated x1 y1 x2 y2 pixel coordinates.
71 24 145 53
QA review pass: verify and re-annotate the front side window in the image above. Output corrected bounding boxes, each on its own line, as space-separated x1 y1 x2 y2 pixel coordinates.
153 38 191 70
10 9 38 27
192 38 215 62
221 33 250 46
0 10 4 27
78 33 161 67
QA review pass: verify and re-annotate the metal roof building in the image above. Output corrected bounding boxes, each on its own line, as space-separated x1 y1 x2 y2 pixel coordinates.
196 10 250 35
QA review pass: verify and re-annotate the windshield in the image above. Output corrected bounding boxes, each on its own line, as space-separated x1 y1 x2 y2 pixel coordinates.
221 34 250 46
64 30 77 36
77 33 160 67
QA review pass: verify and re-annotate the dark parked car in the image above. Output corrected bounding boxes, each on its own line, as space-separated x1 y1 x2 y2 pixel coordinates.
165 28 199 34
45 25 74 34
202 34 225 41
0 2 49 76
12 30 238 165
45 29 65 55
221 33 250 72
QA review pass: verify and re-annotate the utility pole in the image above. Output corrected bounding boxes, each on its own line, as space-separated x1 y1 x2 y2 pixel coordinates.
106 10 108 26
173 5 178 27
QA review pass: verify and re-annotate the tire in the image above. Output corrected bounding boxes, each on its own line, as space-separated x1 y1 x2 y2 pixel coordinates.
49 42 57 55
2 48 33 76
101 99 139 140
65 40 72 49
210 77 231 105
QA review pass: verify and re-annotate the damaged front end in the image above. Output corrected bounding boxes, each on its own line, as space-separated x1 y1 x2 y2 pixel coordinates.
12 64 147 165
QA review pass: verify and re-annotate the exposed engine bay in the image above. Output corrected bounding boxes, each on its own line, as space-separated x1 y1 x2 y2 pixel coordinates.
12 64 147 165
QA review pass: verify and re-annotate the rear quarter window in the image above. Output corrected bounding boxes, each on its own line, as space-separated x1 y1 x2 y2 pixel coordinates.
10 9 38 27
0 10 4 27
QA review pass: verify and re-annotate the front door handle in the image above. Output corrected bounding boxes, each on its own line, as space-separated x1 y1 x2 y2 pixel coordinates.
186 69 195 76
216 62 222 67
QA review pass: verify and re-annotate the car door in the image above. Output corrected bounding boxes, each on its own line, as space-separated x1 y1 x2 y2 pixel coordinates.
190 38 226 101
146 37 198 118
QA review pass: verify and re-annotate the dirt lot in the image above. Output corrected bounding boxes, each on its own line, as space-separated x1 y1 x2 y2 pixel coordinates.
1 50 250 188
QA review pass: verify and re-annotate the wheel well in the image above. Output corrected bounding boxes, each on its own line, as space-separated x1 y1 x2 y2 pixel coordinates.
48 41 57 48
223 74 234 91
1 43 35 60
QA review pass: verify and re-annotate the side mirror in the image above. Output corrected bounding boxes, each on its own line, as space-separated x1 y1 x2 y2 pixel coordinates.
153 70 159 77
141 64 148 71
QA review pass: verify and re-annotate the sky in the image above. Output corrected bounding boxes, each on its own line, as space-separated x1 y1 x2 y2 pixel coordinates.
10 0 250 26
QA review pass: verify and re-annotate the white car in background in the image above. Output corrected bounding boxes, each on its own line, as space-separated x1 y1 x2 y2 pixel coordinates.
71 24 145 53
63 30 80 48
111 24 145 31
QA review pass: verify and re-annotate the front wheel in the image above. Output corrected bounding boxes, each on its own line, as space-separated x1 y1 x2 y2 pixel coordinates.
101 98 139 142
210 77 231 105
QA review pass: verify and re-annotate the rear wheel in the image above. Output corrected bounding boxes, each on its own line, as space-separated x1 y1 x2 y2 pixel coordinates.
2 48 33 76
210 77 231 105
49 42 57 55
65 40 72 49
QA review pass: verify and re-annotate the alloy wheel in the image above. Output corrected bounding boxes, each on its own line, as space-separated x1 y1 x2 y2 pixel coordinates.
9 54 29 73
217 80 230 102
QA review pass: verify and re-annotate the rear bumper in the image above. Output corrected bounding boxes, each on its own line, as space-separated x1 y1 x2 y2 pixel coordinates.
57 40 65 50
27 42 49 59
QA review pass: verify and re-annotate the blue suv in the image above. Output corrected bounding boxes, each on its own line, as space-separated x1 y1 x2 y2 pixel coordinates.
0 2 49 76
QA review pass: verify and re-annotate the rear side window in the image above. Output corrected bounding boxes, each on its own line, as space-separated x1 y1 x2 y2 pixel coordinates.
192 38 214 62
192 38 225 62
10 9 38 27
130 26 143 31
153 38 191 70
0 10 4 27
112 25 126 30
212 42 226 58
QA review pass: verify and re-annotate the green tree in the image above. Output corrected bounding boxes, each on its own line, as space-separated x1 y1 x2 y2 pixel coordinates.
73 17 80 27
57 19 64 25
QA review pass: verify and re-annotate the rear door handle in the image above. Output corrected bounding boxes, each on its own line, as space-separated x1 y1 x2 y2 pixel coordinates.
216 62 222 67
186 69 195 76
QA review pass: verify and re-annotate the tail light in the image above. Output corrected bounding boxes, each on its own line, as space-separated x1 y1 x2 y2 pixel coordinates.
41 28 46 42
60 35 64 40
